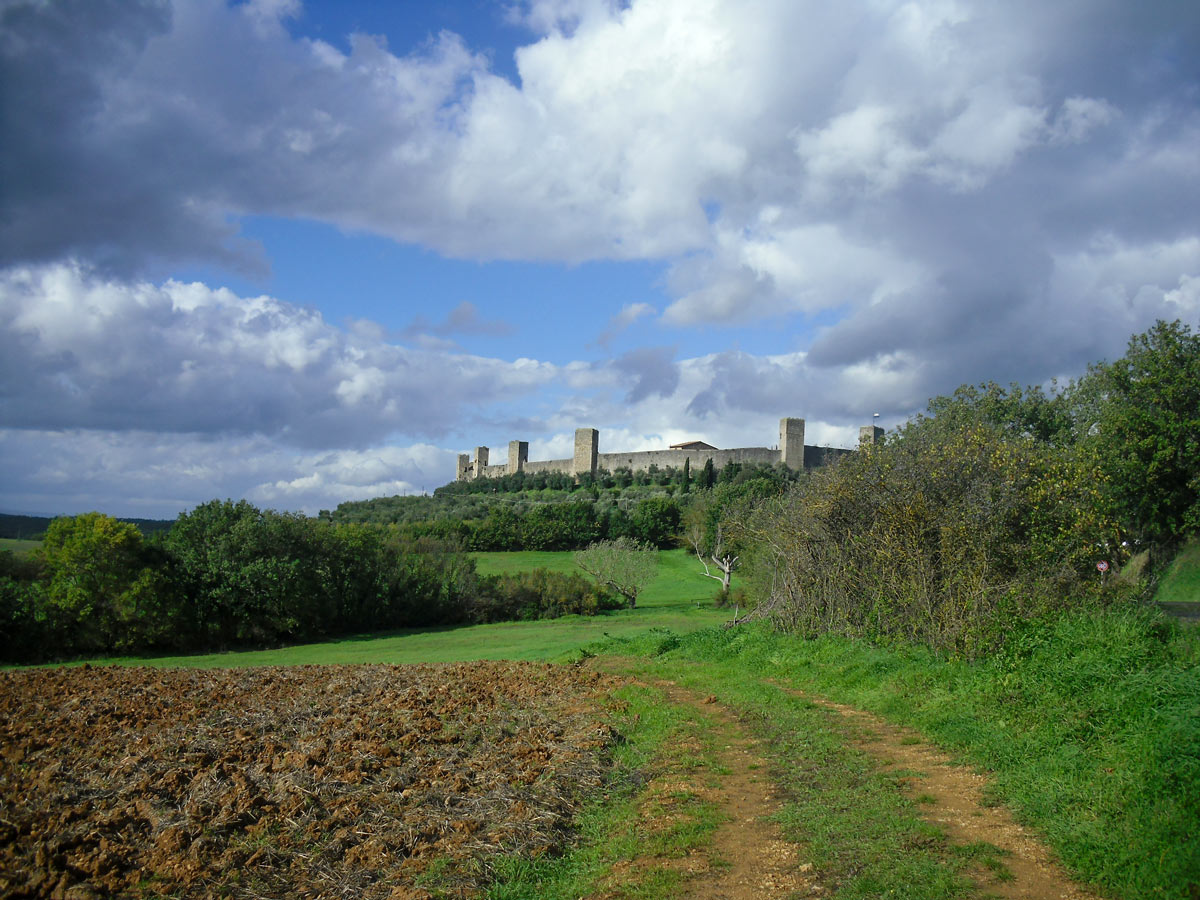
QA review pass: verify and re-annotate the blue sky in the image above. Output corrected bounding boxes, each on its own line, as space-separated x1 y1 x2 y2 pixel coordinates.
2 0 1198 517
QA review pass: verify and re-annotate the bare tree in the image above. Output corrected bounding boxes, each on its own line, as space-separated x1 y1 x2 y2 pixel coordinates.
574 537 658 608
686 516 739 594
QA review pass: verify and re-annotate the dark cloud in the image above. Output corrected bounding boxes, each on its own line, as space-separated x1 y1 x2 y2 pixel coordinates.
612 346 679 404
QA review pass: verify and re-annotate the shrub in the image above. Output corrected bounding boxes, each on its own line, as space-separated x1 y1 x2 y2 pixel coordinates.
471 568 619 622
743 424 1127 656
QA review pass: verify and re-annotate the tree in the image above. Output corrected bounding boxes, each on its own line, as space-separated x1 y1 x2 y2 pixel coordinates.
574 537 658 608
684 493 740 596
699 458 716 489
38 513 167 651
630 496 681 548
1074 320 1200 544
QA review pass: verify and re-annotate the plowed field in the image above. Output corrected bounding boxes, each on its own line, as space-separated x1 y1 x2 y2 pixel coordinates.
0 662 620 899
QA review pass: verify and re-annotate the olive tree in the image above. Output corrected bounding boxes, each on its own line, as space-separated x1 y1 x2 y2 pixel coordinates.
574 537 658 608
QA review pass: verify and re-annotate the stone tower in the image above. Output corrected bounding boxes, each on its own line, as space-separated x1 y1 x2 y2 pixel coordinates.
508 440 529 475
572 428 599 478
779 417 805 469
859 425 884 446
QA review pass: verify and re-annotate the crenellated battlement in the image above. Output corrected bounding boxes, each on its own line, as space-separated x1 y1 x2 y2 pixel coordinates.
457 417 881 482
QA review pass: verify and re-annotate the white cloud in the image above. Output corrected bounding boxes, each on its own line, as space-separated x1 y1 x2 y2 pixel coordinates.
0 429 453 518
0 261 562 446
596 301 656 345
4 0 1197 320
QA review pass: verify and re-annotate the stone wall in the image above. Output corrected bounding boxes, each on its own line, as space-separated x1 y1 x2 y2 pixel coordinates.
597 446 779 472
456 416 863 482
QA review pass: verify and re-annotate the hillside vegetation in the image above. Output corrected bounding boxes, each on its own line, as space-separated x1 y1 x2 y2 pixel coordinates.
325 459 796 551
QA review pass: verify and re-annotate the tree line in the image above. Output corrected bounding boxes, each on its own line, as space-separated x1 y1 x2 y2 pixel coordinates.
0 500 625 664
4 320 1192 663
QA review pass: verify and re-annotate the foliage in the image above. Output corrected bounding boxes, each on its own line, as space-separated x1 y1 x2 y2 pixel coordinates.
2 502 633 664
1072 319 1200 545
330 461 798 553
471 568 621 622
742 422 1123 655
682 480 779 594
37 513 173 653
575 538 659 608
628 495 681 548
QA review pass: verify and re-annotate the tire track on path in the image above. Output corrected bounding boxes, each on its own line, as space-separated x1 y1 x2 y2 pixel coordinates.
782 687 1107 900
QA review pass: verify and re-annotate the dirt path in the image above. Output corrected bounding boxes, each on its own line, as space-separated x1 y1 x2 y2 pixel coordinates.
790 689 1106 900
650 680 820 900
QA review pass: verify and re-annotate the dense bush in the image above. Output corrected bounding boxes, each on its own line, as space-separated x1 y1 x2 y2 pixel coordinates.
743 421 1127 655
723 320 1199 657
470 568 621 622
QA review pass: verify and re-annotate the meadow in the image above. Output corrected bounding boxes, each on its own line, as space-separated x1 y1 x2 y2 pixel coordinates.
82 548 732 668
0 538 39 555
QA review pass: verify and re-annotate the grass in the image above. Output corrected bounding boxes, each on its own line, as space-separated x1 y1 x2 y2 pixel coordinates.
0 538 40 555
588 646 979 899
1156 536 1200 607
476 681 728 899
585 608 1200 900
74 549 731 668
474 547 735 610
28 546 1200 898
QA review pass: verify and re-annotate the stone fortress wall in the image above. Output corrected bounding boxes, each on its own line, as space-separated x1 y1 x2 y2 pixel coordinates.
456 418 886 481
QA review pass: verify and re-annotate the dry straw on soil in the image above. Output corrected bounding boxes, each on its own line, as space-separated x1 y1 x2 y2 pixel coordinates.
0 661 620 899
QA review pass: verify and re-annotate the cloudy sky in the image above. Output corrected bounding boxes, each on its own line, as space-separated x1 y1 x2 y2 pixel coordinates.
2 0 1198 518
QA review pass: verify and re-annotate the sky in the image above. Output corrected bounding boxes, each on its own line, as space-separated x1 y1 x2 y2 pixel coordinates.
1 0 1198 519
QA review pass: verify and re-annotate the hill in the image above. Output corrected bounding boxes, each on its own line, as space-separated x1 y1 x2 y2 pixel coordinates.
0 512 174 540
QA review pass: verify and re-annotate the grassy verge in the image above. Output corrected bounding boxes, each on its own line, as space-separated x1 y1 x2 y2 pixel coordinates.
585 607 1199 900
1156 537 1200 609
467 681 727 899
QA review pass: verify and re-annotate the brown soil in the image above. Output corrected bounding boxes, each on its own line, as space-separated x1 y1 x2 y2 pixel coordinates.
794 690 1106 900
0 662 620 899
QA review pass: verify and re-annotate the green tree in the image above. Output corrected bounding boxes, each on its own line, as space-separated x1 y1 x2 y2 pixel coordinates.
38 513 167 652
683 480 774 597
574 537 658 608
630 496 681 548
1074 320 1200 544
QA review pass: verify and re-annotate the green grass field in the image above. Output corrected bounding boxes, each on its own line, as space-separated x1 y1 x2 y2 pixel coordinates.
84 549 732 668
0 538 40 555
587 608 1200 900
1156 537 1200 607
